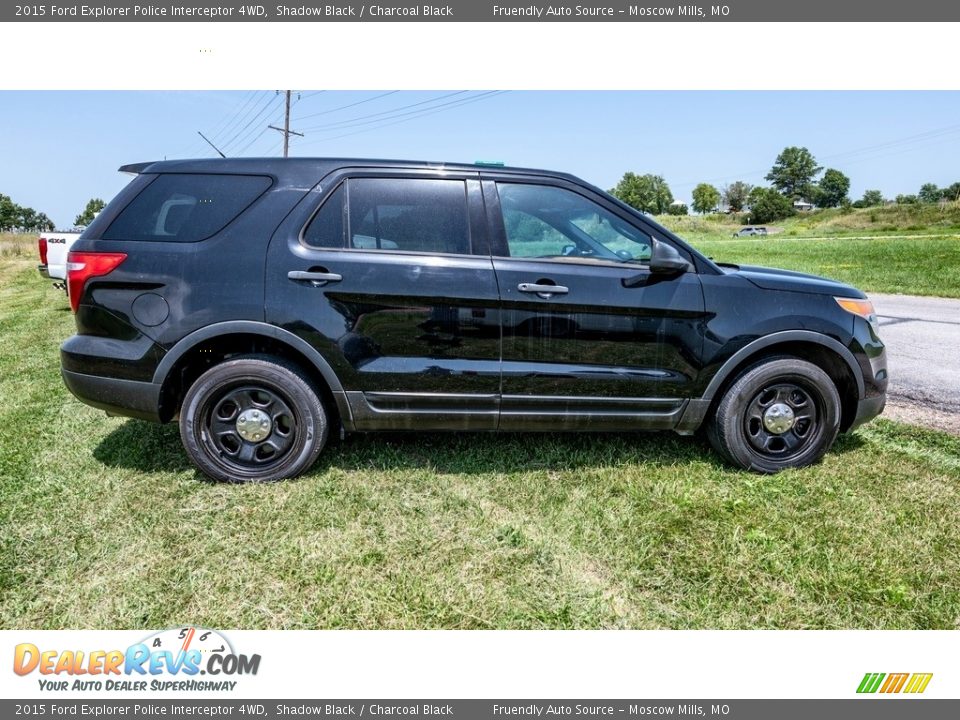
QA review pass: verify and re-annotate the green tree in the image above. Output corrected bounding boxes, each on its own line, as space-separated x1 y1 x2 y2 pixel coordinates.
17 207 38 230
943 182 960 202
721 181 753 212
34 212 54 231
815 168 851 208
859 189 885 207
75 197 106 227
666 203 689 216
0 193 53 232
765 146 822 200
610 172 674 215
0 194 16 231
895 194 919 205
691 183 721 214
747 186 795 224
918 183 941 204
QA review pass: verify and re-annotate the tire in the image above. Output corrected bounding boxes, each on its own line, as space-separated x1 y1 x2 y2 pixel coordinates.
179 355 328 483
706 357 841 473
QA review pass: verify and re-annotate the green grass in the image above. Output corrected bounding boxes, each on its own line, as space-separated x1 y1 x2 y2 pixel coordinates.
0 232 36 258
660 201 960 240
2 252 960 629
693 235 960 297
653 204 960 297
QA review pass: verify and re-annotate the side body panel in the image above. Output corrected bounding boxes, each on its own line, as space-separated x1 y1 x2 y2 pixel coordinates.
481 175 707 430
264 169 502 431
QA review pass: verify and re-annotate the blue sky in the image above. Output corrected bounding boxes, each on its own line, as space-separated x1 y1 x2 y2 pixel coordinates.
2 90 959 227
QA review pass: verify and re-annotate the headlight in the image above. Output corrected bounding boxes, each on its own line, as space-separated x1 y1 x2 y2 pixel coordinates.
835 297 879 333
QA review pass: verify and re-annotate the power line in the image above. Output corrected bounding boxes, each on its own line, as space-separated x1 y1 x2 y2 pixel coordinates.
223 94 279 147
235 92 305 156
673 122 960 190
220 93 284 153
234 104 287 156
820 123 960 163
207 90 262 143
296 91 508 149
298 91 471 132
234 126 272 156
218 92 281 152
292 90 399 122
829 133 960 170
203 91 272 154
174 90 263 157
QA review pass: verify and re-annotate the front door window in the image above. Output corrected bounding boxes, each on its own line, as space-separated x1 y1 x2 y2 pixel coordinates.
497 183 652 263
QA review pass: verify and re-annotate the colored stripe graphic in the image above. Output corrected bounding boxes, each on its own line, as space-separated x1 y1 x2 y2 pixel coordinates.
857 672 932 694
857 673 885 693
904 673 933 694
880 673 909 693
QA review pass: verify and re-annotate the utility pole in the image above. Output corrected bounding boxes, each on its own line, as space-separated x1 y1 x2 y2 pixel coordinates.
269 90 304 158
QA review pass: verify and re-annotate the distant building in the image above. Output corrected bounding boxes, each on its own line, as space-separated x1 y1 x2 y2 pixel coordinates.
793 199 815 211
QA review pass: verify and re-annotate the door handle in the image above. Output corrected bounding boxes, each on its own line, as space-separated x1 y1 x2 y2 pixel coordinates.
518 282 569 297
287 270 343 286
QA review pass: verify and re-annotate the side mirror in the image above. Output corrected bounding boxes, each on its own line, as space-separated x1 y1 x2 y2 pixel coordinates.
649 239 692 275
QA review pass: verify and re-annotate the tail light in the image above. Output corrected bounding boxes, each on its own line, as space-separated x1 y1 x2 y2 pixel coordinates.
38 237 48 265
66 251 127 313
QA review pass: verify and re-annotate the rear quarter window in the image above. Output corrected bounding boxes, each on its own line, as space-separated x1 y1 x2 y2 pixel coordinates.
101 173 272 242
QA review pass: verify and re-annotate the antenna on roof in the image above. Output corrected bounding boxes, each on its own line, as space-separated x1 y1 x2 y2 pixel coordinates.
197 130 227 158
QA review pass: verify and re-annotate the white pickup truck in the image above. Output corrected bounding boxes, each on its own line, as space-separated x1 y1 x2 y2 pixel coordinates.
37 229 84 290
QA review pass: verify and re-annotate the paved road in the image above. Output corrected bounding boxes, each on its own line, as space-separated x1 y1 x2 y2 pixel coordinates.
871 293 960 425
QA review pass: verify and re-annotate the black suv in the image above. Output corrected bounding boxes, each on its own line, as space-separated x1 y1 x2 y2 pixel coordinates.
61 158 886 481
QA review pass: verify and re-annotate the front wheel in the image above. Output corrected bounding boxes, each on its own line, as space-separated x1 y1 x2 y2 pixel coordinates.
179 356 328 483
706 358 841 473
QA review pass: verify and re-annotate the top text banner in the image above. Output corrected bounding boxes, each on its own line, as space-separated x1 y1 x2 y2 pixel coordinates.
6 0 960 22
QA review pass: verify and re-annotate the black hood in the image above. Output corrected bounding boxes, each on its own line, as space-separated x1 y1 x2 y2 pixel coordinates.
721 263 867 299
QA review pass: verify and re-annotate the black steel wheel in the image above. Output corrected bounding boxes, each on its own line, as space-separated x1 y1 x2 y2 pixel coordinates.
743 382 819 460
706 357 841 473
179 355 328 483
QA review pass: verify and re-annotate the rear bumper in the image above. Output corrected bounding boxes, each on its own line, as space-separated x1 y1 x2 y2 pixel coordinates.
37 264 49 278
61 368 162 422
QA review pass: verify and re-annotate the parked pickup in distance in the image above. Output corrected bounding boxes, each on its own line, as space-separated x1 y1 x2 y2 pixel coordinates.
38 230 83 290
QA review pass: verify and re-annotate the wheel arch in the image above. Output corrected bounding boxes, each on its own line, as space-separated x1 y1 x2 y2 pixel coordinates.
153 321 352 429
679 330 864 434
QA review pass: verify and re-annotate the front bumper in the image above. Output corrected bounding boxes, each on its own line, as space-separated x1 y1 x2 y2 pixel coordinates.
848 392 887 432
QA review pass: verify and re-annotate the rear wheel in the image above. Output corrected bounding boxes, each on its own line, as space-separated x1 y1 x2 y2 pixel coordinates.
706 357 841 473
179 356 328 483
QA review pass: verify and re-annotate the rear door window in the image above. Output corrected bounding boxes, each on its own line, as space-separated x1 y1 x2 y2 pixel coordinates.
102 173 272 242
346 178 470 255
